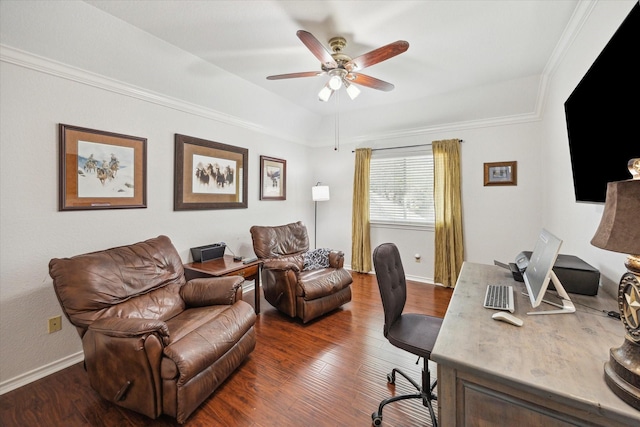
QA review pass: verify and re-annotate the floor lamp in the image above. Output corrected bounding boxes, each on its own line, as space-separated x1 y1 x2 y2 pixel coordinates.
312 183 330 249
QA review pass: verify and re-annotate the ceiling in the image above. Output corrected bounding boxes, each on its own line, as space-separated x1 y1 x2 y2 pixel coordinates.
83 0 581 125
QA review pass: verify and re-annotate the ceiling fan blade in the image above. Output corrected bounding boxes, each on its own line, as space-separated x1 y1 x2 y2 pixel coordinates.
350 40 409 70
349 73 395 91
297 30 337 69
267 71 324 80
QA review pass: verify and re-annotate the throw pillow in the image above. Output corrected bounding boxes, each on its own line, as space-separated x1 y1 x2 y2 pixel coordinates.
303 248 331 271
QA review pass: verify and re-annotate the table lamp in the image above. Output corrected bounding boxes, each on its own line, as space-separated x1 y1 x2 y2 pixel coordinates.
312 183 330 249
591 158 640 410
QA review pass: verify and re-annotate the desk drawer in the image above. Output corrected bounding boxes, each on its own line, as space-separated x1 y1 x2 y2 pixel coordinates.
225 264 258 279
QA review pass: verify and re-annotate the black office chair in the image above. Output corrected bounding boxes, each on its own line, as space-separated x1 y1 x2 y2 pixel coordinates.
371 243 441 427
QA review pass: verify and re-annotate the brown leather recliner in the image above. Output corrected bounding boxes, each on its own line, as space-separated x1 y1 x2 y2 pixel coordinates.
48 235 256 424
250 221 353 323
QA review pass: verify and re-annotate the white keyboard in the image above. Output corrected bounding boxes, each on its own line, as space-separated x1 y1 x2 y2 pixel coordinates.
483 284 515 313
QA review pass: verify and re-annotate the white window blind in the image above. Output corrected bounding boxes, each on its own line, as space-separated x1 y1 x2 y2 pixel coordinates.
369 146 435 226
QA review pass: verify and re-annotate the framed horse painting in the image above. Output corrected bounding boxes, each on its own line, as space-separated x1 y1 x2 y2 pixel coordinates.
174 134 248 210
259 156 286 201
58 124 147 210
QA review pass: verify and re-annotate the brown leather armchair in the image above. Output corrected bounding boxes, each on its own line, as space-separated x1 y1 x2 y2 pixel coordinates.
250 221 353 323
48 235 256 424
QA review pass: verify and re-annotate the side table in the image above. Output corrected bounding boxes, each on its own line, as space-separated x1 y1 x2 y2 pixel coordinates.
184 255 262 314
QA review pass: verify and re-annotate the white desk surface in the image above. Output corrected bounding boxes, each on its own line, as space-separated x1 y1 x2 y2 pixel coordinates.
431 261 640 424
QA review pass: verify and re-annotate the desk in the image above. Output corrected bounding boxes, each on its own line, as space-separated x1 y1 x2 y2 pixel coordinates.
431 262 640 426
184 255 262 314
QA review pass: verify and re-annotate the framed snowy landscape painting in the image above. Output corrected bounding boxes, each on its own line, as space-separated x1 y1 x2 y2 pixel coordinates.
259 156 286 200
58 124 147 210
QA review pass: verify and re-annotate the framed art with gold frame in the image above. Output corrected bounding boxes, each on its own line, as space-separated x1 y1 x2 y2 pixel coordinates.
484 161 517 186
58 124 147 211
174 134 248 210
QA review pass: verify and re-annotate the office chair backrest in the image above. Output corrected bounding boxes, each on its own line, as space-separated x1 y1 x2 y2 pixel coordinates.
373 243 407 338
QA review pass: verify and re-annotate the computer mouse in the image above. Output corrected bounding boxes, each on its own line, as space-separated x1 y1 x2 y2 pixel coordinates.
492 311 523 327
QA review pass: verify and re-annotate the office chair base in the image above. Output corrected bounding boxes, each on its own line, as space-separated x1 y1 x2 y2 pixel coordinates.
371 365 438 426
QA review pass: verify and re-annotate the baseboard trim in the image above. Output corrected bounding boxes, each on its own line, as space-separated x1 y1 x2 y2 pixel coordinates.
0 281 259 395
3 275 439 395
0 351 84 395
350 268 435 286
243 281 255 292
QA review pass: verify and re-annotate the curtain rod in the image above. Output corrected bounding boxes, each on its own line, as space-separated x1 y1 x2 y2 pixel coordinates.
351 140 463 153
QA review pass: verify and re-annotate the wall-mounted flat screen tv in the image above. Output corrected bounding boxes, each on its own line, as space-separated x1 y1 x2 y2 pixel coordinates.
564 2 639 203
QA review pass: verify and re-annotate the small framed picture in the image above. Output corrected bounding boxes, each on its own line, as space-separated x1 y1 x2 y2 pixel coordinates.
484 161 517 186
260 156 286 200
174 134 248 210
58 124 147 210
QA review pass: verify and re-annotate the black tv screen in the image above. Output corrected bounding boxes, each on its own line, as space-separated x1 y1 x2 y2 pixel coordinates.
564 2 639 203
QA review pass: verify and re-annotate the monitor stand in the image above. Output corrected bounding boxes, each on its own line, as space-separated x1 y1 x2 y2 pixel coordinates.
527 271 576 315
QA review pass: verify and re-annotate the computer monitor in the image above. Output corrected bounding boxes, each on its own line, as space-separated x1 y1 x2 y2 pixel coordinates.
523 229 576 315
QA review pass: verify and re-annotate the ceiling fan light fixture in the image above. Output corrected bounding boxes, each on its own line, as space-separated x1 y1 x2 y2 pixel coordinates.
328 75 343 90
318 84 334 102
269 31 409 106
345 81 361 100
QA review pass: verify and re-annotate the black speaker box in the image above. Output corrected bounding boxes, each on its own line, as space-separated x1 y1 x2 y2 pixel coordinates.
190 243 226 262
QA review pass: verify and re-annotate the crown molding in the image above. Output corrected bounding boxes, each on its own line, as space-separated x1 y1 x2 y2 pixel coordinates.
542 0 597 81
320 1 600 147
0 44 304 144
2 0 591 151
346 111 541 145
532 0 597 117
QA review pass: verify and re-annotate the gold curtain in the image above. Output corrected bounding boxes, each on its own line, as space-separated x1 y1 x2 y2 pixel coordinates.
433 139 464 288
351 148 372 273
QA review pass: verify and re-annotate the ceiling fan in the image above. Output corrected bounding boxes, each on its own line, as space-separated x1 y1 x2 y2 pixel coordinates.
267 30 409 102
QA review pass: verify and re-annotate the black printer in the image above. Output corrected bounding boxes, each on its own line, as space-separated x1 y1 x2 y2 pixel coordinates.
518 251 600 296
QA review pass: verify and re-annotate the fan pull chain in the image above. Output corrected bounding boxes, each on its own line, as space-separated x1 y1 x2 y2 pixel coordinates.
334 90 340 151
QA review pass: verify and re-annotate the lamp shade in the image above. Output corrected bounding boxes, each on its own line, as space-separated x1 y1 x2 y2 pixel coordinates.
318 85 333 102
345 81 361 100
312 185 330 202
328 75 343 90
591 179 640 255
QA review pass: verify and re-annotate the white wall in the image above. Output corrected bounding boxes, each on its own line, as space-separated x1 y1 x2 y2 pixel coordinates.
312 119 544 283
540 0 634 294
0 57 315 391
1 0 635 393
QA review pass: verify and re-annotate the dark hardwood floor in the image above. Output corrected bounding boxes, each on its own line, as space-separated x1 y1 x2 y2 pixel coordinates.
0 272 453 427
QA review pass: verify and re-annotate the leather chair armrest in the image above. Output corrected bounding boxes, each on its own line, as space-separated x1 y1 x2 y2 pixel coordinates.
181 276 244 307
262 255 304 273
89 317 170 345
329 250 345 268
263 259 302 272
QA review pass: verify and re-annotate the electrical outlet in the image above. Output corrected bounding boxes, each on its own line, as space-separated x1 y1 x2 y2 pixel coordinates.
48 315 62 333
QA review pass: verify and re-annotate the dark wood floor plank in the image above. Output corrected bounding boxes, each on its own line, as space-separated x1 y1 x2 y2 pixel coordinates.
0 272 452 427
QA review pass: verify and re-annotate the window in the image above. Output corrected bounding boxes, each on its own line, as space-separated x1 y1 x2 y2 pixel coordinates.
369 146 435 227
